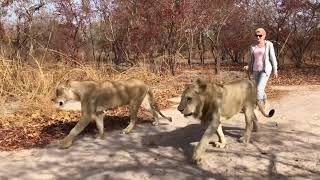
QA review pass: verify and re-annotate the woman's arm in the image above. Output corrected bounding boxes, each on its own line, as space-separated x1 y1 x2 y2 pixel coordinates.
269 42 278 78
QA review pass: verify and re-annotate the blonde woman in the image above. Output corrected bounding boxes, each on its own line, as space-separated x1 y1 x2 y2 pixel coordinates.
244 28 278 109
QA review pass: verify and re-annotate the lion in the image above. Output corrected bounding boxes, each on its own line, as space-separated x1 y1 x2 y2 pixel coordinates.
52 78 172 149
177 78 275 164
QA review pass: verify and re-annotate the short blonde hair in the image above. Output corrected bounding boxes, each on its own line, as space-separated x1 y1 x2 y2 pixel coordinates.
255 28 266 36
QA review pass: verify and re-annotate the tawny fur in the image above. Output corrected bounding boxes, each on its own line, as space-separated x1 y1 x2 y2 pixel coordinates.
177 78 275 164
52 78 172 149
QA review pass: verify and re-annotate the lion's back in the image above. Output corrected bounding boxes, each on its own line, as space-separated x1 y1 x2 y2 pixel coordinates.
100 78 148 97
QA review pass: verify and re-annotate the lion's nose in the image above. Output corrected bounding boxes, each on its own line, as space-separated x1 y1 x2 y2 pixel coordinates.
177 106 183 112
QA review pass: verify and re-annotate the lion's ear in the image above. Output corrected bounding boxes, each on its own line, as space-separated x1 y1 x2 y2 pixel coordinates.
215 82 224 88
195 78 207 93
184 79 194 88
184 83 192 89
63 80 71 89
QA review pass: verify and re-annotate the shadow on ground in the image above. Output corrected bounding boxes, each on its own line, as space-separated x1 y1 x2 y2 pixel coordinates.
142 121 320 179
0 129 223 179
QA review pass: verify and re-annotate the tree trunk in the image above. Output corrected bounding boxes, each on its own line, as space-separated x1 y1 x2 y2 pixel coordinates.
148 51 156 73
112 42 120 65
168 50 176 75
295 54 305 68
197 33 205 65
201 34 205 65
187 33 194 67
211 48 221 75
209 42 220 75
292 47 305 68
88 18 96 65
215 56 221 74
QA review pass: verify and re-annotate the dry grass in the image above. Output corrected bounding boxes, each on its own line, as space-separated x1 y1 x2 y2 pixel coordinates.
0 59 101 119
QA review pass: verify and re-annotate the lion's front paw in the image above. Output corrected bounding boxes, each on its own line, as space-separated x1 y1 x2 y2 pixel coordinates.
214 141 226 148
239 136 249 144
152 120 159 126
121 123 135 134
57 139 73 149
121 128 131 134
95 133 105 139
192 152 202 165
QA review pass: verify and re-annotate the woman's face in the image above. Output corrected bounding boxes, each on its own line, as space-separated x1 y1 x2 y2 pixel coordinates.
255 32 265 43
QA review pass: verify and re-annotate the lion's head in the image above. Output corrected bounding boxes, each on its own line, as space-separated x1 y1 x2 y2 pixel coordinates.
177 78 225 118
177 79 208 117
51 80 79 107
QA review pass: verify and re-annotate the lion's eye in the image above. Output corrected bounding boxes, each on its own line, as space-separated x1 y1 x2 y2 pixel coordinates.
56 89 64 96
187 97 192 102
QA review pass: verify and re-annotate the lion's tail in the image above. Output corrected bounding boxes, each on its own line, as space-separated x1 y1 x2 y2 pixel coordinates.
250 80 275 118
146 90 172 122
257 102 275 118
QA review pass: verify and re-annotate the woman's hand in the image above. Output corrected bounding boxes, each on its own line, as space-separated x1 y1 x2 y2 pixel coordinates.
243 65 249 71
273 71 278 79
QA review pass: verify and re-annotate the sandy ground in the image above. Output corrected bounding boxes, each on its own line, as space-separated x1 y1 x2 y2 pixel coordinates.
0 85 319 180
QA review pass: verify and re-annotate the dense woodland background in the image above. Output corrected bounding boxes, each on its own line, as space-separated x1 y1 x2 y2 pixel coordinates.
0 0 319 75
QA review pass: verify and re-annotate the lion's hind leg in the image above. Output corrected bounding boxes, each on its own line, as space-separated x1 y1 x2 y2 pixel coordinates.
94 111 105 139
142 91 172 125
214 124 227 148
141 94 160 126
239 106 255 144
122 96 144 134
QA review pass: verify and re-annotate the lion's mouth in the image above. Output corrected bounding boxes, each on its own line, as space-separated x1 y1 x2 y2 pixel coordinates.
183 113 193 117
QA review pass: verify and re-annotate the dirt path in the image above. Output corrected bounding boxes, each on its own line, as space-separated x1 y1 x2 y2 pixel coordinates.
0 85 319 180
